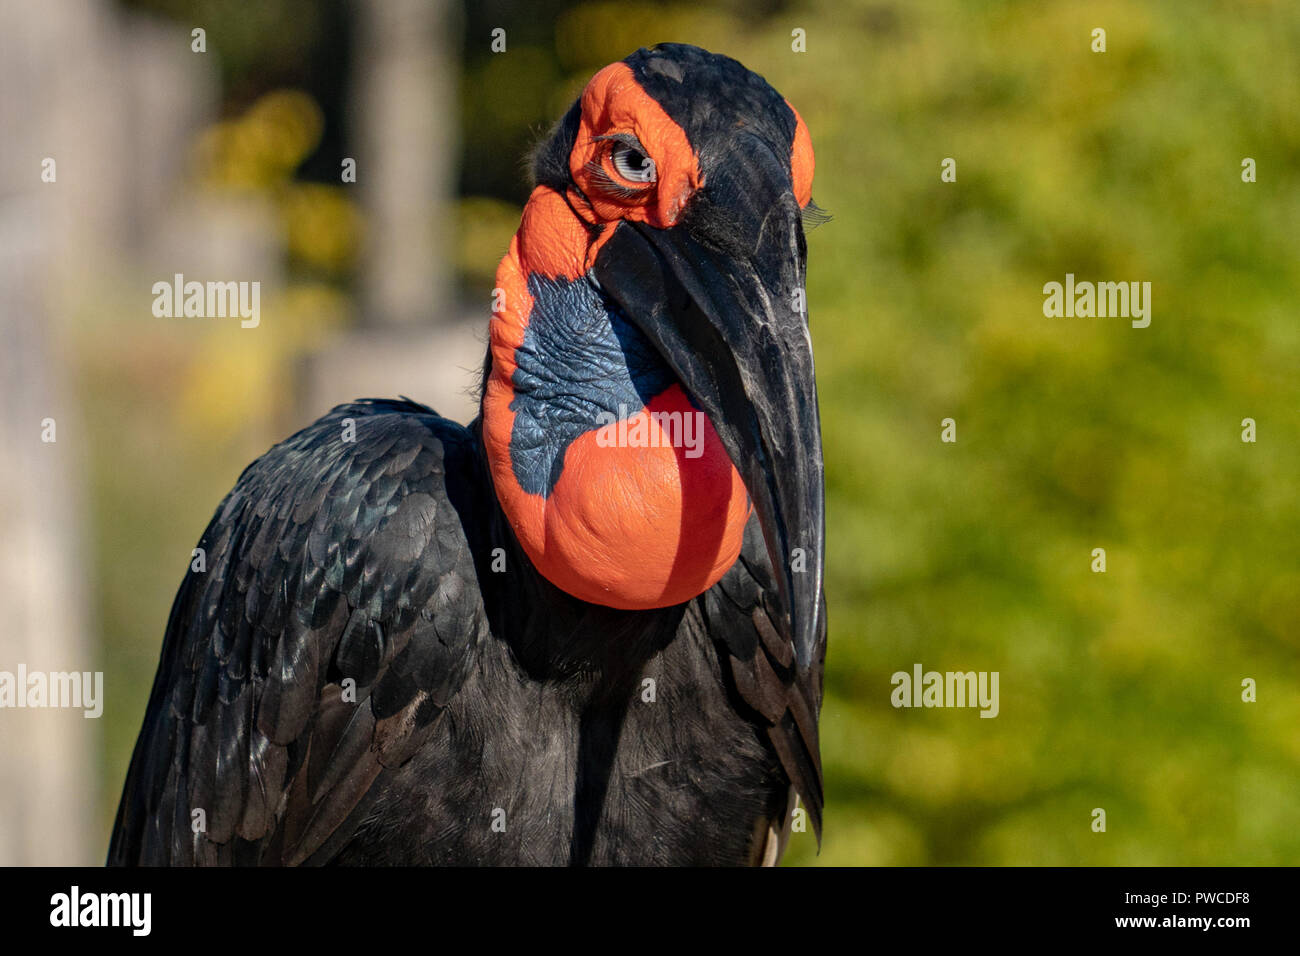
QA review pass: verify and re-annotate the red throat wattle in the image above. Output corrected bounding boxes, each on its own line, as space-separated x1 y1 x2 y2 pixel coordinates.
481 59 816 611
480 61 762 609
481 179 750 610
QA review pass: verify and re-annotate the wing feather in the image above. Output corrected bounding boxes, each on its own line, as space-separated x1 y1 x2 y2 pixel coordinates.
705 514 827 845
108 399 486 865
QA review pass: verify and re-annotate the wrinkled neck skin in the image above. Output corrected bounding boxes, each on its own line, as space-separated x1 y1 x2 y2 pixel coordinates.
481 186 750 611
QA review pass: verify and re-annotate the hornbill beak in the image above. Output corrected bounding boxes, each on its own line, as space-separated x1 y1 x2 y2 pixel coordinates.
592 140 825 669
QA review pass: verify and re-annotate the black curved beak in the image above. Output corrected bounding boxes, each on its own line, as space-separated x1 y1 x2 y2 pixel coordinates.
592 145 825 670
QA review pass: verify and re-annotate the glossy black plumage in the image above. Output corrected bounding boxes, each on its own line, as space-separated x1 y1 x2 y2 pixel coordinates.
111 42 828 866
109 399 824 865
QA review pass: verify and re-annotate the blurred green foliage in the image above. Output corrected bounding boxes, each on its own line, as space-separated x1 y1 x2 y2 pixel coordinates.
90 0 1299 865
777 0 1300 865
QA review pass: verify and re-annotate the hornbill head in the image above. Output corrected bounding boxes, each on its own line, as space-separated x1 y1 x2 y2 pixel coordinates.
482 43 824 668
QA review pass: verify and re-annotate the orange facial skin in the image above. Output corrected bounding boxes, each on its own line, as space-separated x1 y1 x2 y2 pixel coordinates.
567 62 702 229
788 102 815 209
481 58 814 611
520 385 749 609
482 185 750 610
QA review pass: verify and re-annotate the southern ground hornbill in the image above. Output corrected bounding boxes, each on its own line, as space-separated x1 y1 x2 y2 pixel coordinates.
110 43 827 866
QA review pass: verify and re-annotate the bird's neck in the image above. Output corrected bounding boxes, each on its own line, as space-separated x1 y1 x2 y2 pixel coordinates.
479 187 750 611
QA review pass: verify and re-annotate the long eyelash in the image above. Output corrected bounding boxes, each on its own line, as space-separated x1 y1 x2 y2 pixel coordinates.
583 160 651 199
802 198 832 230
592 132 645 150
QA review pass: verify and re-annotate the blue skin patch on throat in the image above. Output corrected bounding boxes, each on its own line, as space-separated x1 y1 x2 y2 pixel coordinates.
509 273 676 497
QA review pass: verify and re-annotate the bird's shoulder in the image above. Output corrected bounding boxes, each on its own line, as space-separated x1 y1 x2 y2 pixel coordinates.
109 398 489 865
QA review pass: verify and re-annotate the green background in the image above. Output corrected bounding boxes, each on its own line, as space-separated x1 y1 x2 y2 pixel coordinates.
92 0 1300 864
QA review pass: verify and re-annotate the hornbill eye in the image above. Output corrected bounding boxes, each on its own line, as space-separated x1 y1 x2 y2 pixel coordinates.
610 142 656 183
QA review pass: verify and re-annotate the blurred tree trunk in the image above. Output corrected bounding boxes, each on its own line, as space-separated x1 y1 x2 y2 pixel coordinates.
301 0 482 428
352 0 458 328
0 0 103 866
